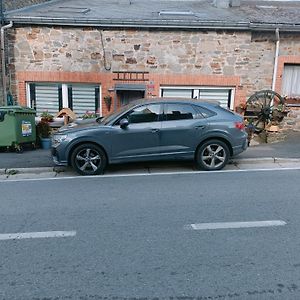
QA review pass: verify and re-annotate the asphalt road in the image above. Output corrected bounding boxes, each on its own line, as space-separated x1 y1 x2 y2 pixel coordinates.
0 169 300 299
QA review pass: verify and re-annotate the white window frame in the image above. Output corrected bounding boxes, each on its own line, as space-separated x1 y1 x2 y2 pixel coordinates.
26 83 102 116
160 86 235 110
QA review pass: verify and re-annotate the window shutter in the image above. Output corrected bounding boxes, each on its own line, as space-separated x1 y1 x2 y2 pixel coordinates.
35 84 59 115
71 85 99 115
199 89 230 108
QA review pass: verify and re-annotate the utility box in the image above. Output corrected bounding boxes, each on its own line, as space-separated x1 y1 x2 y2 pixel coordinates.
0 106 36 151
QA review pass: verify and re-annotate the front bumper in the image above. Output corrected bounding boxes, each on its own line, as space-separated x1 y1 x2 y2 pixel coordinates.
51 147 68 166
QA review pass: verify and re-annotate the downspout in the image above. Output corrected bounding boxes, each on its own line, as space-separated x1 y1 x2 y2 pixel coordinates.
1 21 13 106
272 28 280 91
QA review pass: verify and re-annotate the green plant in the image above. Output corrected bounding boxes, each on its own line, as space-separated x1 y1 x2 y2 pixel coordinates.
36 120 52 138
104 95 112 111
274 103 285 112
40 110 54 122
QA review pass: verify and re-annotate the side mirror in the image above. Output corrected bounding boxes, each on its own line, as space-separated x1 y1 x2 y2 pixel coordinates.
119 118 129 129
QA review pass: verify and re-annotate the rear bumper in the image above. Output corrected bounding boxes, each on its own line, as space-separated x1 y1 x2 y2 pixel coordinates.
232 138 248 156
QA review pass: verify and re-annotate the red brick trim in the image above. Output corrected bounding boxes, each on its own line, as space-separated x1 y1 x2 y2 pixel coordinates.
16 71 244 112
275 56 300 94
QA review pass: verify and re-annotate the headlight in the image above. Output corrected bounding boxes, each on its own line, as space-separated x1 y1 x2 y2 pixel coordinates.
52 134 68 146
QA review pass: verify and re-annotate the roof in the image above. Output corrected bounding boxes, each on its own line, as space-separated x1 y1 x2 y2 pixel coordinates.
4 0 300 32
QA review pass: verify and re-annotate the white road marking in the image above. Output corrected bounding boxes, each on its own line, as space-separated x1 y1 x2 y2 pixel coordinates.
0 167 300 183
0 230 76 241
189 220 287 230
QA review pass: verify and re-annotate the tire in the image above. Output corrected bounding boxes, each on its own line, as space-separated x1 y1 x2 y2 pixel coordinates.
195 139 229 171
71 143 107 176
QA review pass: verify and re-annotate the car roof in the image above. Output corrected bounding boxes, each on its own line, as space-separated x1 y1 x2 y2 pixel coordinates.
128 97 221 107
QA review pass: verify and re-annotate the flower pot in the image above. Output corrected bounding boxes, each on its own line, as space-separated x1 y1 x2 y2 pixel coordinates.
40 137 52 150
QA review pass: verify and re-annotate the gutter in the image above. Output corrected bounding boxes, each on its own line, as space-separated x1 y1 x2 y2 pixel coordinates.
272 28 280 91
1 21 13 106
5 16 300 32
3 16 252 30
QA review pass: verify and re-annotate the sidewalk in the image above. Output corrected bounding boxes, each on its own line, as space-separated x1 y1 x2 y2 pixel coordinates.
0 130 300 176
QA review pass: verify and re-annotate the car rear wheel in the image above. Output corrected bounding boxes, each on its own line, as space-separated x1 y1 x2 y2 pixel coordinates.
196 140 229 171
71 143 107 176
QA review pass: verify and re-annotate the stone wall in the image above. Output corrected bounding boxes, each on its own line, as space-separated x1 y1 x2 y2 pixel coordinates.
7 26 300 101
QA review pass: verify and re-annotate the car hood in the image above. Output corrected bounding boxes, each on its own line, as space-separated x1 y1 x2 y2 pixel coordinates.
57 119 105 134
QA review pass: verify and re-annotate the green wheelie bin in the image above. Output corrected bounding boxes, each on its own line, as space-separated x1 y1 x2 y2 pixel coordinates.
0 106 36 152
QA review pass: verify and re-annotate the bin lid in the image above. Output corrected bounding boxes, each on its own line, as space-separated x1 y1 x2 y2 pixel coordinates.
0 106 36 114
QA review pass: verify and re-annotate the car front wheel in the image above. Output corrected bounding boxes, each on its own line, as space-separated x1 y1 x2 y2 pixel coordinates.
196 140 229 171
71 143 107 176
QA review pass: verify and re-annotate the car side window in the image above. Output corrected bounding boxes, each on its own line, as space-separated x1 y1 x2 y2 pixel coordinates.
163 104 201 121
195 105 217 118
126 104 161 124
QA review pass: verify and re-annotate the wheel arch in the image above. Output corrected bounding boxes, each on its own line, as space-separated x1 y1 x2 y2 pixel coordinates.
67 141 109 166
195 136 233 160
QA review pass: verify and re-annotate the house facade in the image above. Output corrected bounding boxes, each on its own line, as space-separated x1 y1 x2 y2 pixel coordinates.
0 0 51 105
2 0 300 118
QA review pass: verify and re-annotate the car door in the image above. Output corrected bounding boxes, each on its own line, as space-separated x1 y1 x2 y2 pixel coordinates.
110 103 162 162
160 103 207 157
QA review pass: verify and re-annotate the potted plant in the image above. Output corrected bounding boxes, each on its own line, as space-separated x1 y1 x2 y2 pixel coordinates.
104 95 112 111
235 103 247 115
36 120 52 149
82 110 98 119
271 104 288 124
40 110 54 122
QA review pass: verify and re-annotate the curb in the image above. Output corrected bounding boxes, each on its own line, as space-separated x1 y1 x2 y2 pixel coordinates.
231 157 300 165
1 157 300 176
0 166 67 175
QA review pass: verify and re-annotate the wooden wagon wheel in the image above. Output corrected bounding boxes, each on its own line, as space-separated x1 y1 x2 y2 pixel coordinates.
245 90 285 133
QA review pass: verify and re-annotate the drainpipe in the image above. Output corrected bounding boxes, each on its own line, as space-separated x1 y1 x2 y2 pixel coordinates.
272 28 280 91
1 21 13 106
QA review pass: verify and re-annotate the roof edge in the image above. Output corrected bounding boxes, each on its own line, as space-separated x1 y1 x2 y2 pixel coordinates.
4 17 300 32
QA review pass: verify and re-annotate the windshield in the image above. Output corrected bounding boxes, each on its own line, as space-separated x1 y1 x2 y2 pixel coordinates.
100 103 134 125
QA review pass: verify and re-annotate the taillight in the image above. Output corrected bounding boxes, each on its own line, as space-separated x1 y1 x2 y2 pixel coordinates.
235 122 245 130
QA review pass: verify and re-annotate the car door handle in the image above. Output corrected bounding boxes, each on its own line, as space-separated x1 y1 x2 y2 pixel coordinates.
151 128 160 133
195 125 206 129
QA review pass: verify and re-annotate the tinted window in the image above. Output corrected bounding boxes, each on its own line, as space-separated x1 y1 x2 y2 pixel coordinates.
163 104 201 121
127 104 161 124
196 105 217 118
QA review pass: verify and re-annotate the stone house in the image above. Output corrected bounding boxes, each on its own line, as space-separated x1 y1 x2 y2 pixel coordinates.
1 0 300 118
0 0 51 104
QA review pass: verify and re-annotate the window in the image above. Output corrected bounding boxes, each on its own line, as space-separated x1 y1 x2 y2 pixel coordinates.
28 83 101 116
127 104 161 124
282 65 300 97
196 106 216 118
161 87 233 108
163 104 199 121
161 89 193 98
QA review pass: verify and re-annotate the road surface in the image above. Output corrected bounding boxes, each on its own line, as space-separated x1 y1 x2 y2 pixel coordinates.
0 169 299 299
